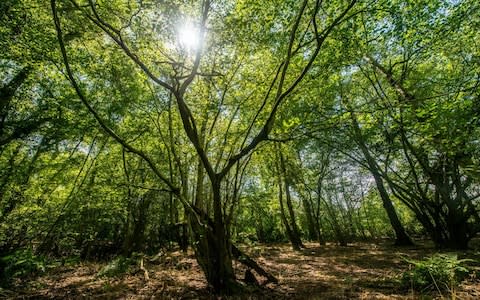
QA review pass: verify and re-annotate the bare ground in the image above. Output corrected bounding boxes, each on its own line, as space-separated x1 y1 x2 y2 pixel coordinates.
4 241 480 299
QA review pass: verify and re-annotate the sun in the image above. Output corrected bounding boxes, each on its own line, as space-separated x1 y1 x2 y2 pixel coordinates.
177 21 201 52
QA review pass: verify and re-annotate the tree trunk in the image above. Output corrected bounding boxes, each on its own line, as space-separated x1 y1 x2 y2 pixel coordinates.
364 156 413 246
277 147 304 250
0 67 31 136
302 195 319 241
445 210 470 249
321 188 348 246
350 114 413 246
278 180 299 249
313 181 327 246
284 181 304 248
189 181 237 293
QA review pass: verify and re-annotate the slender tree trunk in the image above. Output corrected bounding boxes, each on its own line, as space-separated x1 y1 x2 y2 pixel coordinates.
314 216 326 246
284 181 304 248
278 178 298 249
313 188 327 246
320 186 347 246
285 195 303 246
363 152 413 246
276 146 303 250
350 114 414 246
302 195 318 240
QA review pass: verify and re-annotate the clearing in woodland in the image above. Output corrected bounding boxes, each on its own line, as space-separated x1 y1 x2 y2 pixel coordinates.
7 241 480 299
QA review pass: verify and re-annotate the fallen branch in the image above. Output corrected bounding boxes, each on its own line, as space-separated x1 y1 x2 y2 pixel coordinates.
232 245 278 284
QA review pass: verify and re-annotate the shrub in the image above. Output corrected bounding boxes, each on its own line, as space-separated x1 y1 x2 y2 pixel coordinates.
97 256 134 278
401 254 472 291
0 249 49 286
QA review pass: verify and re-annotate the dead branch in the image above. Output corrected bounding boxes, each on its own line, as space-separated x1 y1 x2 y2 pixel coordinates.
232 245 278 284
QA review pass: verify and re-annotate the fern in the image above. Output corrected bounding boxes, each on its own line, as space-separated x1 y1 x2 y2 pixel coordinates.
401 254 472 291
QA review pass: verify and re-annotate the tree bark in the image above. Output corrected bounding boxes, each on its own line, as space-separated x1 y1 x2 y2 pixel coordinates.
277 146 304 250
350 113 413 246
189 190 279 292
189 180 238 293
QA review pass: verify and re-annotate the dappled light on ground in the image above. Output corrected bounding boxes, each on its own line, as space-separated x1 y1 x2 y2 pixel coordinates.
8 241 480 299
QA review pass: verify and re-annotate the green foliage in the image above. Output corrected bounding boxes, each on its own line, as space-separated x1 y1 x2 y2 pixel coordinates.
401 254 472 291
0 2 479 292
0 249 52 286
96 256 135 278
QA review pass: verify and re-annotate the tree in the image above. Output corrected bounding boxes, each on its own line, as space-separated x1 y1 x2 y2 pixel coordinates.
339 0 480 248
50 0 359 292
347 107 413 246
276 143 304 250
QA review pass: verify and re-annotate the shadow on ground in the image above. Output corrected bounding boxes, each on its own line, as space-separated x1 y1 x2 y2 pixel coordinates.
6 241 480 299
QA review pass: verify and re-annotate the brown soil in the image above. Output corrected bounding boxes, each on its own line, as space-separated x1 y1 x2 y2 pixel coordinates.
4 241 480 299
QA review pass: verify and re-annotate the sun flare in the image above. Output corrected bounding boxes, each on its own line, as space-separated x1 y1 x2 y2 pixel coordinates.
177 21 201 51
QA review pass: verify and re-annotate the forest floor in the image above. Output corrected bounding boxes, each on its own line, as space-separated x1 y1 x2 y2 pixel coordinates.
4 241 480 299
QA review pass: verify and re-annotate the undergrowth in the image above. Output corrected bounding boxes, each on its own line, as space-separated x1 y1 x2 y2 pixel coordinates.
401 253 472 292
0 249 54 286
97 256 136 278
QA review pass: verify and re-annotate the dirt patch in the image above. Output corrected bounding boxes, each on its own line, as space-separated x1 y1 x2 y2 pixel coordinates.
6 241 480 299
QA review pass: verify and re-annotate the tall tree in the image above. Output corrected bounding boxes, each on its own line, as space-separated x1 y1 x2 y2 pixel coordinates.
50 0 359 292
347 107 413 246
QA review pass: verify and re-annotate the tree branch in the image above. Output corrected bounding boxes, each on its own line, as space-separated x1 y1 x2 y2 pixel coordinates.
220 0 358 178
